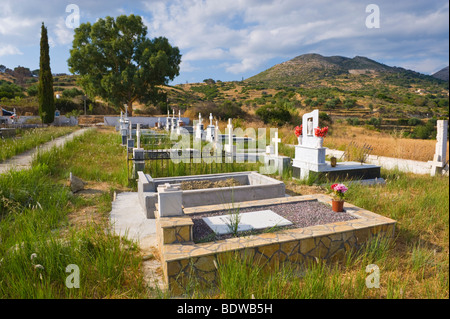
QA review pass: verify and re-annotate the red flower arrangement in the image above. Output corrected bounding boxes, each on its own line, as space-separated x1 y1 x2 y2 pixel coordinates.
294 124 302 137
314 126 328 138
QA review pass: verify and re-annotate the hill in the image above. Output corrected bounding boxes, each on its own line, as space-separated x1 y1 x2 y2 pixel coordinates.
432 66 449 81
246 53 445 87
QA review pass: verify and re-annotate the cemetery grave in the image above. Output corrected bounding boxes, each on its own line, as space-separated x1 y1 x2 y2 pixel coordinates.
292 109 384 183
179 178 242 190
109 110 450 296
191 199 358 242
138 171 286 218
155 194 397 294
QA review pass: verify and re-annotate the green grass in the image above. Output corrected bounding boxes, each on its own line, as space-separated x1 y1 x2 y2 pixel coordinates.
1 126 448 299
0 126 77 162
143 158 262 178
160 168 448 299
32 128 128 186
167 235 395 299
0 128 147 298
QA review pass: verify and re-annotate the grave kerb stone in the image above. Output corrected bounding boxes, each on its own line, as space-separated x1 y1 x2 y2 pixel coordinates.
157 183 183 217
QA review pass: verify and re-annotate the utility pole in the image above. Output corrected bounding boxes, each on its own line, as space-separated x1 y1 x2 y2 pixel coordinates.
83 95 87 115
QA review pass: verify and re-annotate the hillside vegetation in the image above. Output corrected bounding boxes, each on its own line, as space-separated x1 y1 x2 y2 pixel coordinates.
1 54 448 141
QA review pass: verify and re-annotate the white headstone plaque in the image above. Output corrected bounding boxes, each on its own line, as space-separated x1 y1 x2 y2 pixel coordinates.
202 210 292 235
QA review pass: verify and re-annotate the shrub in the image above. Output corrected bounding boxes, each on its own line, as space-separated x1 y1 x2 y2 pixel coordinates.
62 88 83 98
319 112 333 125
26 85 39 97
346 117 360 126
256 102 291 125
54 97 82 113
408 118 423 126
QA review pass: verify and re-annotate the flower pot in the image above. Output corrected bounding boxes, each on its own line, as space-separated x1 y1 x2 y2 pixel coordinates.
297 136 302 145
332 199 344 212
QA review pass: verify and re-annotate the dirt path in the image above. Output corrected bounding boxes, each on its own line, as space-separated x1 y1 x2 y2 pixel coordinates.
0 127 94 175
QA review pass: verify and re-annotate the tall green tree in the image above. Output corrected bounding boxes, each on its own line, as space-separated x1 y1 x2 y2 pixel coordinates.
38 22 55 124
68 14 181 116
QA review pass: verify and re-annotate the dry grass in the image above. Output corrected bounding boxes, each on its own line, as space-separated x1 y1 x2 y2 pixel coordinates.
324 123 449 162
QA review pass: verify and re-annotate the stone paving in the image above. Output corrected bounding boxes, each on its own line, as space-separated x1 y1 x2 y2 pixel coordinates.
156 194 397 294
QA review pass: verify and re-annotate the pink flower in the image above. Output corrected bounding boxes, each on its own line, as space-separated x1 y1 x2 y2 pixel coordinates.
331 183 348 200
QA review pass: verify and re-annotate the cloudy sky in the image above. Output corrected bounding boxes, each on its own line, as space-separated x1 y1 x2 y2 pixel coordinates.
0 0 448 84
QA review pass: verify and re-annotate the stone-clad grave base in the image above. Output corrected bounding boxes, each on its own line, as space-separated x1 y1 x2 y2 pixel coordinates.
156 194 396 294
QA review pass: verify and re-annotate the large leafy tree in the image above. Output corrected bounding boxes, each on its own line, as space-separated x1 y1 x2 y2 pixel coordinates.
68 14 181 116
38 22 55 124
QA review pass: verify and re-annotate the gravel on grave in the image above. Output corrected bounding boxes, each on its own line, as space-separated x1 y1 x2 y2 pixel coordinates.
191 200 358 243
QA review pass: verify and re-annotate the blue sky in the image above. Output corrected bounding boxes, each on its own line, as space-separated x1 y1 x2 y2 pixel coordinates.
0 0 448 85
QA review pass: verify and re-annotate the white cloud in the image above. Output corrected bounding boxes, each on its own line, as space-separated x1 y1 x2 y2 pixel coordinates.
0 0 447 78
0 44 23 57
141 0 448 78
54 18 75 45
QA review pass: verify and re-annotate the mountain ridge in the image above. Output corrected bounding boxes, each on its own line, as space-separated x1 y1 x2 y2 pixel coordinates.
246 53 444 85
432 66 449 81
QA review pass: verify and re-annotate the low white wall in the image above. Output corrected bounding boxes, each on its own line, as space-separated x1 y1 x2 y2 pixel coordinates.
325 149 449 176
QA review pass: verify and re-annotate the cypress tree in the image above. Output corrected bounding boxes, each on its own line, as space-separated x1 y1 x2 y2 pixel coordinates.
38 22 55 124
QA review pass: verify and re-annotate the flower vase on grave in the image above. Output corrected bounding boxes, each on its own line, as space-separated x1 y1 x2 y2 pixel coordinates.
317 137 323 148
332 199 344 212
297 136 302 145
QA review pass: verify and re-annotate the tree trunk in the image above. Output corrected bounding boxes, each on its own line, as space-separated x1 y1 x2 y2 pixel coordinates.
126 101 133 117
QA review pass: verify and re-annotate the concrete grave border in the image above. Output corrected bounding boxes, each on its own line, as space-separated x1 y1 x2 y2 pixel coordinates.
137 171 286 219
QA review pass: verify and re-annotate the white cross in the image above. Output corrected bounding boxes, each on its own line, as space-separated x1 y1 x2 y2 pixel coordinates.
178 110 181 120
209 113 213 126
199 113 202 124
272 131 281 157
227 118 233 153
429 154 445 176
136 123 141 149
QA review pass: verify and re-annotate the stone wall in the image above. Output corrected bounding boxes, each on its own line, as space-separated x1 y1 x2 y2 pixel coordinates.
157 194 397 294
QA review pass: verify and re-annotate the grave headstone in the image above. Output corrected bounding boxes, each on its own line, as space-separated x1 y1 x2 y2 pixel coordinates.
272 131 281 157
178 110 184 127
133 123 145 177
225 118 235 153
429 120 448 176
206 113 216 142
165 110 170 131
292 109 327 179
195 113 204 140
263 130 290 175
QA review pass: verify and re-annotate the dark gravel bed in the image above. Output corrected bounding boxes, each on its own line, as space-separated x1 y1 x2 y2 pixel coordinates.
191 200 358 243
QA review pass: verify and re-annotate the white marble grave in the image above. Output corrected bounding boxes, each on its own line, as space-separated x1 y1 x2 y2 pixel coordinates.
224 118 235 153
292 109 327 179
428 120 448 176
202 210 292 235
205 113 216 142
195 113 204 140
